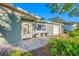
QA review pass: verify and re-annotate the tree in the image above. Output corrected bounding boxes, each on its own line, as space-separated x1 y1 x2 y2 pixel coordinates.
49 16 64 23
47 3 79 17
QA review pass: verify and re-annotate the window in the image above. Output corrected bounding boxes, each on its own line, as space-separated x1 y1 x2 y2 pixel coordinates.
32 24 36 31
42 25 46 31
37 24 41 31
37 24 46 31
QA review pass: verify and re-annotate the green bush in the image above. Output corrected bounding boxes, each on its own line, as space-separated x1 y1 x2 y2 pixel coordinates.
49 37 79 56
7 49 32 56
69 30 79 36
68 31 78 36
21 52 32 56
8 49 21 56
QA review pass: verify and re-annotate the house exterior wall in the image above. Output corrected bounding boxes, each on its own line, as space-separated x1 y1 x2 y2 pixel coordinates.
60 25 64 35
0 6 21 45
21 21 62 39
53 25 61 35
47 23 62 36
72 24 77 29
46 23 53 35
63 25 75 31
21 21 47 39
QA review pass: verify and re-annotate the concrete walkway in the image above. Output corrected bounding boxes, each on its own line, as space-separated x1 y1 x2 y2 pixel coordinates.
14 36 49 52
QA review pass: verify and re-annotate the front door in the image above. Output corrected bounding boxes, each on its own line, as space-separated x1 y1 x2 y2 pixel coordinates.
22 23 31 39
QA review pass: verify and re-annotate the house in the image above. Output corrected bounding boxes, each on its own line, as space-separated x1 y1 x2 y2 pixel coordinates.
21 16 48 39
46 22 63 36
19 7 63 39
0 3 38 45
63 23 78 31
21 14 63 39
0 3 63 46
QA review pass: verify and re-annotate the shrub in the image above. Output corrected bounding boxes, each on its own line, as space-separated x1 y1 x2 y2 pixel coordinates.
7 48 21 56
7 48 32 56
66 30 79 37
21 52 32 56
49 37 79 56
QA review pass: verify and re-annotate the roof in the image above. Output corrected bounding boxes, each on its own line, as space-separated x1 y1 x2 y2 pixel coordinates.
0 3 38 20
0 3 63 25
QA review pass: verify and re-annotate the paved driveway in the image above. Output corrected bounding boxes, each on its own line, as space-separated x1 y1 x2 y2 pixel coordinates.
15 36 49 52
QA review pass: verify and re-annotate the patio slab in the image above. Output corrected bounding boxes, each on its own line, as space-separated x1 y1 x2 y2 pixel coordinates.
14 36 49 52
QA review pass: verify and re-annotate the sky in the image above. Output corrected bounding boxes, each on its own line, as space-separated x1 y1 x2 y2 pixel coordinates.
13 3 79 22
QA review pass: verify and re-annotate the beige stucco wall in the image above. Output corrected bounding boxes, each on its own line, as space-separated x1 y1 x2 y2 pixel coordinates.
53 25 61 35
46 23 53 35
47 23 62 36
